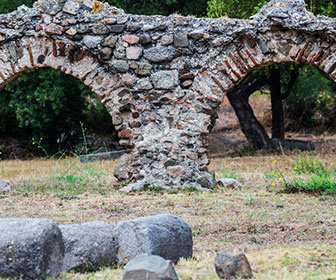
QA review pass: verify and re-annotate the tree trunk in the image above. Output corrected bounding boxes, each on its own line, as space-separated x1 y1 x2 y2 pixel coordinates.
269 67 285 139
226 75 272 149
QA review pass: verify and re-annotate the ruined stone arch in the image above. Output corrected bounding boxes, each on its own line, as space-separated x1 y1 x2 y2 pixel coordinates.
1 0 335 190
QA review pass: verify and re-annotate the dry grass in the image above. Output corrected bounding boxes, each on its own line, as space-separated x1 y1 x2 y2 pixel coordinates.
0 152 336 279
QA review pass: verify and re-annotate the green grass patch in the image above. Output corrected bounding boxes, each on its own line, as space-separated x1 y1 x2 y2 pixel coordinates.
273 153 336 196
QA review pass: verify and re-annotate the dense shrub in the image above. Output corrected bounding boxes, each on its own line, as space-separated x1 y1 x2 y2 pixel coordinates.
284 66 336 133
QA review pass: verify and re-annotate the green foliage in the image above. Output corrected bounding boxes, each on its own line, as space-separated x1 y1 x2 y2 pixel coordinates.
270 153 336 196
207 0 335 19
0 68 115 156
207 0 267 19
106 0 208 16
2 69 88 153
284 66 336 132
0 0 34 14
221 169 241 180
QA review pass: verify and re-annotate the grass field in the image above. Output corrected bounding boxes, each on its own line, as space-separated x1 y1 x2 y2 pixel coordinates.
0 152 336 279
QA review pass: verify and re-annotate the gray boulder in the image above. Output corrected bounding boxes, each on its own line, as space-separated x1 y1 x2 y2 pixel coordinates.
60 221 118 272
215 252 253 279
217 178 242 190
0 218 64 280
114 214 193 264
0 180 12 193
122 255 179 280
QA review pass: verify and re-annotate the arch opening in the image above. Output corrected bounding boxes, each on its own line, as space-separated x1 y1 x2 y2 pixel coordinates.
0 67 120 159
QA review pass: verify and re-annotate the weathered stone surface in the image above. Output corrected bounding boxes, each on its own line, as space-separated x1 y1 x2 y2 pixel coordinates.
92 24 109 35
217 178 242 190
144 46 176 62
83 35 102 49
197 173 216 189
0 218 64 279
60 221 118 272
109 24 126 33
151 70 179 89
161 35 173 46
135 78 153 90
174 31 188 47
139 34 152 45
101 47 112 60
123 35 140 45
113 60 129 72
62 1 79 15
166 165 186 178
119 181 146 193
135 62 152 76
0 180 12 193
114 214 193 264
126 47 143 60
215 252 253 279
66 27 77 36
122 255 179 280
102 35 118 47
45 23 64 35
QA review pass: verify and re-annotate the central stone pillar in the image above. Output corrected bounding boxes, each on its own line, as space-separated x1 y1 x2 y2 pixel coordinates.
113 85 218 190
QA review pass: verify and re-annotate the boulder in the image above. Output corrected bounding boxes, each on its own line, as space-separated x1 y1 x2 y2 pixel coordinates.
214 252 253 279
114 214 193 264
217 178 242 190
60 221 118 272
0 218 64 279
0 180 12 193
122 255 179 280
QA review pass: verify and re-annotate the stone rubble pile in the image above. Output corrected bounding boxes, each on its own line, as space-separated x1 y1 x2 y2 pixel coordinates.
0 214 193 279
0 0 334 190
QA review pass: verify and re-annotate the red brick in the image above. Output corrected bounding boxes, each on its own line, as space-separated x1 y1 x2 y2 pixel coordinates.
27 44 34 66
296 42 309 62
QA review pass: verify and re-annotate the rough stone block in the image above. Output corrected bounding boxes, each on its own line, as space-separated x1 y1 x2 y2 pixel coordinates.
151 70 179 89
114 214 193 264
122 255 179 280
0 218 64 279
60 221 118 272
215 252 253 279
217 178 242 190
0 180 12 193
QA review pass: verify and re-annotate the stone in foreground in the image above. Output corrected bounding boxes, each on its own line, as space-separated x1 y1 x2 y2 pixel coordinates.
0 218 64 280
122 255 179 280
114 214 193 264
214 252 253 279
60 221 118 272
0 180 12 193
217 178 242 190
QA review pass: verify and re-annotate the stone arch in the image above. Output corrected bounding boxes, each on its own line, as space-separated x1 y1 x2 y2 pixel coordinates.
0 35 137 149
0 0 335 190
